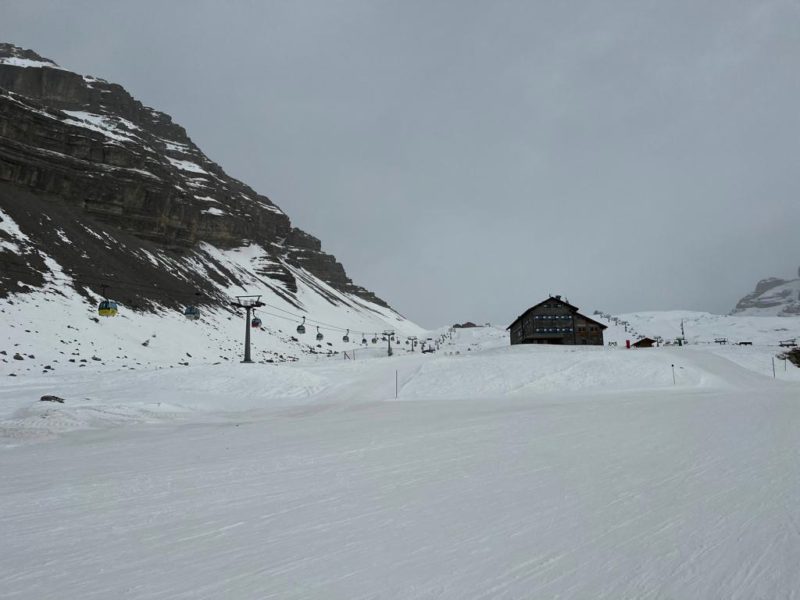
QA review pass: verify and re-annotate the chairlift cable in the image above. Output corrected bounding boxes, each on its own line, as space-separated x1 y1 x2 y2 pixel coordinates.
0 260 403 338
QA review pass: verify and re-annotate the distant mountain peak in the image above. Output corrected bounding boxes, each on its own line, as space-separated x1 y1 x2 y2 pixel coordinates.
0 43 60 69
731 268 800 316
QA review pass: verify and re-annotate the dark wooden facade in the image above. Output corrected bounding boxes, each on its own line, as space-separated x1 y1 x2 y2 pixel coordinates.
507 296 607 346
632 337 656 348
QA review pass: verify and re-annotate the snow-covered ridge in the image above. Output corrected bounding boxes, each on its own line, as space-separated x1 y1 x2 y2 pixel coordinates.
732 275 800 317
0 55 61 70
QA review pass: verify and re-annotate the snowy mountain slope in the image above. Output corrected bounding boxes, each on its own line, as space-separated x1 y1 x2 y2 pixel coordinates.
0 211 424 377
0 42 390 303
731 272 800 316
0 43 423 370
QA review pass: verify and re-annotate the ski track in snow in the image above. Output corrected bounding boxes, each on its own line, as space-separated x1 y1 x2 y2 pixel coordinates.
0 328 799 598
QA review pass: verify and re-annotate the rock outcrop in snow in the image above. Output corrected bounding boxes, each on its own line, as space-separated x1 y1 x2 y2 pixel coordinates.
731 268 800 316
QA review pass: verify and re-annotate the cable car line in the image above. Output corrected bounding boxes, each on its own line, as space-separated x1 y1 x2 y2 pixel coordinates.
0 261 373 334
0 259 404 339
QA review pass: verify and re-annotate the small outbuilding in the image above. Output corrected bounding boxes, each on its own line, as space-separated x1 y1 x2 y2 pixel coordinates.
507 295 607 346
632 337 656 348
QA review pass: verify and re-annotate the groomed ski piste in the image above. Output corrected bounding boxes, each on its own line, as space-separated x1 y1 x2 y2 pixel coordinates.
1 317 800 598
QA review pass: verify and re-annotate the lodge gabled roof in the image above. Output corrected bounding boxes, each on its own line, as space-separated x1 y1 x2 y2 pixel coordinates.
576 313 609 330
506 296 608 331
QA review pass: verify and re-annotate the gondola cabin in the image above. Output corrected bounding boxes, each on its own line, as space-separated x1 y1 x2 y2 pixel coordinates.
507 295 606 346
184 306 200 320
98 300 118 317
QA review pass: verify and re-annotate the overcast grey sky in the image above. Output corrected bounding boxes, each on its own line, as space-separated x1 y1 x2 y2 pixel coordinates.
3 0 799 327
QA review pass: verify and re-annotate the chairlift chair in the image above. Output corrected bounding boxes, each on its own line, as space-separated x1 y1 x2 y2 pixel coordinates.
316 326 324 341
297 316 306 334
342 329 350 343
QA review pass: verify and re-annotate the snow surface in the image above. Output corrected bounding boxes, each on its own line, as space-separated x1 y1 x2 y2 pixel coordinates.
0 56 61 69
164 140 190 152
601 309 800 347
0 206 33 253
61 110 140 144
201 207 226 216
167 157 209 175
4 202 800 596
1 325 799 598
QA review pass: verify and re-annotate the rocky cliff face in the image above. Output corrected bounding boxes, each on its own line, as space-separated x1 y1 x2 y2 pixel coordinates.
731 268 800 316
0 43 387 310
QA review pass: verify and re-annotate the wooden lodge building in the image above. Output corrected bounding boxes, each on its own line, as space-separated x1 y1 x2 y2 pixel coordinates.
507 296 607 346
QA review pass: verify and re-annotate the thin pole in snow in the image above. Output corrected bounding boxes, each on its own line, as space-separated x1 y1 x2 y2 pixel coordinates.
772 357 776 378
671 364 676 385
395 370 398 399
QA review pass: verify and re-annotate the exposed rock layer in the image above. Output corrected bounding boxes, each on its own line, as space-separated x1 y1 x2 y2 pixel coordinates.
0 43 387 308
732 270 800 316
